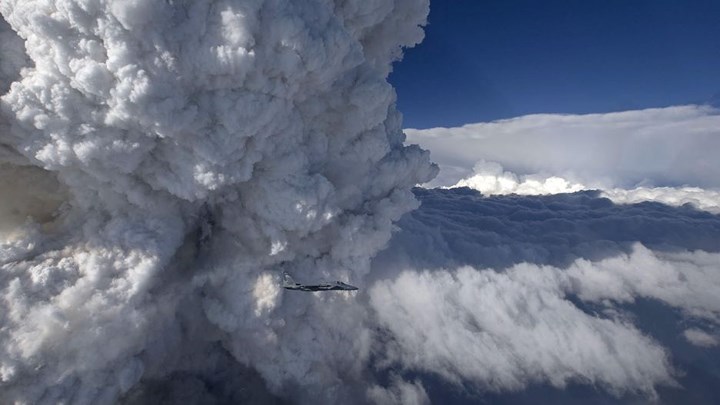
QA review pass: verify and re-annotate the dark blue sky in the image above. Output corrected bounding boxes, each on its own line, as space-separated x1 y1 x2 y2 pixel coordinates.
390 0 720 128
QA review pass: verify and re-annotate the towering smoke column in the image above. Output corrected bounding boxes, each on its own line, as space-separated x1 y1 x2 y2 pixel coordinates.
0 1 435 403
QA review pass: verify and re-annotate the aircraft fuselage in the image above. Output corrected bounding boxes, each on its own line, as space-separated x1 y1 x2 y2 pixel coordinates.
282 271 358 291
283 282 358 292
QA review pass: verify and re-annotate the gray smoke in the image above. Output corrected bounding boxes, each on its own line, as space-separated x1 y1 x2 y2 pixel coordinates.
0 1 435 403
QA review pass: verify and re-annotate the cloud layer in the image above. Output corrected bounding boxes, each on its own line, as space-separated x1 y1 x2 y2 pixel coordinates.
406 106 720 190
452 161 720 215
370 188 720 403
395 106 720 403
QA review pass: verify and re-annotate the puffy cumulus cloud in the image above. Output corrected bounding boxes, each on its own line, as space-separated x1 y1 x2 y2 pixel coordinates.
370 257 678 398
371 243 720 400
453 160 586 196
0 1 435 404
566 246 720 322
406 105 720 190
451 161 720 214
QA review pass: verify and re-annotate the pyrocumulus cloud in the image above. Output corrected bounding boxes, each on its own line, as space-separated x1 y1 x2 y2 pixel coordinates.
0 1 435 403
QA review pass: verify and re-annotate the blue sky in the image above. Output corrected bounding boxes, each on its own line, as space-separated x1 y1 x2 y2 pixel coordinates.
390 0 720 128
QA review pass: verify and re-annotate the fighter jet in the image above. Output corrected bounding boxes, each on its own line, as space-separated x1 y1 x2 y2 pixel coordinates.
282 271 358 292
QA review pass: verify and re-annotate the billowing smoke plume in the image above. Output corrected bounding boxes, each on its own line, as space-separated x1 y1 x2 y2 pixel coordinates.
0 1 435 403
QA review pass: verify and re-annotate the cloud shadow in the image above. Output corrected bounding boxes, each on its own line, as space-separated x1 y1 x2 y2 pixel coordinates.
373 187 720 276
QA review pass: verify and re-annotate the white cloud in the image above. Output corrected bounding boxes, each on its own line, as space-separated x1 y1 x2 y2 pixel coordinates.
370 263 673 398
367 378 430 405
683 329 719 348
446 160 720 215
371 244 720 398
602 186 720 214
565 245 720 322
452 160 586 195
407 106 720 190
417 108 720 216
